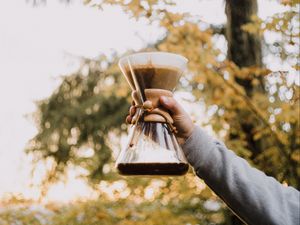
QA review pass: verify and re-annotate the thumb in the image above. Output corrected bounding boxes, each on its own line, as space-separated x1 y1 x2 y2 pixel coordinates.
159 96 183 115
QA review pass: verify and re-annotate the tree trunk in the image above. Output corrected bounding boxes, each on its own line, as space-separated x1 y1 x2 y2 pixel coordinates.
225 0 262 224
225 0 262 67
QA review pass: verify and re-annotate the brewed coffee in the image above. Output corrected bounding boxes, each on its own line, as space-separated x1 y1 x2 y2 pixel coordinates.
124 66 181 100
117 162 189 176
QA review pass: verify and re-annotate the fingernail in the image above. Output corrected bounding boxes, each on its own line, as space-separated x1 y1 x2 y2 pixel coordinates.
161 96 169 104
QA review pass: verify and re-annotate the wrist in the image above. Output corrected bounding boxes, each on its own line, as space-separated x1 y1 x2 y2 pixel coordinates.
177 124 196 146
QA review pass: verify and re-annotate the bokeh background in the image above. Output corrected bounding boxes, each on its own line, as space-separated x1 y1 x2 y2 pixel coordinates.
0 0 299 224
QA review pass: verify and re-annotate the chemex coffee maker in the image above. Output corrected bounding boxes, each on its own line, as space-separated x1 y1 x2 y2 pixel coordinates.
116 52 189 176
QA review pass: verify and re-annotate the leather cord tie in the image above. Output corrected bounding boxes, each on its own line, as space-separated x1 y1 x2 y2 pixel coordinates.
131 89 178 134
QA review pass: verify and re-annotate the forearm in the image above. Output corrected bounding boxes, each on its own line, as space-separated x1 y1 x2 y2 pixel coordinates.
182 126 300 225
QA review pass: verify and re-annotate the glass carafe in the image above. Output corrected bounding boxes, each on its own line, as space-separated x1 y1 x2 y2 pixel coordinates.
116 52 189 176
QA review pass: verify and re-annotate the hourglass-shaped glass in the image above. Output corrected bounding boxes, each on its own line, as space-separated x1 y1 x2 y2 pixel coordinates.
116 52 189 176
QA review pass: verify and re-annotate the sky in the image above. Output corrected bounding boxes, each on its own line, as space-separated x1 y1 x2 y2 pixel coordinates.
0 0 294 202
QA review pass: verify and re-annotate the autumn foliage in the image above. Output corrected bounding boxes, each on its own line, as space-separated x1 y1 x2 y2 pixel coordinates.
1 0 298 224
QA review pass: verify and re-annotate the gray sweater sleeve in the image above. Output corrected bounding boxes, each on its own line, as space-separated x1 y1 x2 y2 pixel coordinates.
182 126 300 225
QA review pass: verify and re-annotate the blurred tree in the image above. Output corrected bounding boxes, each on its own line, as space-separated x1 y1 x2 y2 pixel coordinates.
27 0 299 224
27 58 130 184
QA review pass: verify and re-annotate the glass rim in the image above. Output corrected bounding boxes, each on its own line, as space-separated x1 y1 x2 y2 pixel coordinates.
118 51 188 67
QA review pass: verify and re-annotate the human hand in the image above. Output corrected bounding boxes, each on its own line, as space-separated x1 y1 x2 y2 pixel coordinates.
126 96 195 145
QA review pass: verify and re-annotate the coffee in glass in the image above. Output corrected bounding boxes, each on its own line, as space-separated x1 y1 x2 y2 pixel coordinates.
116 52 189 176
